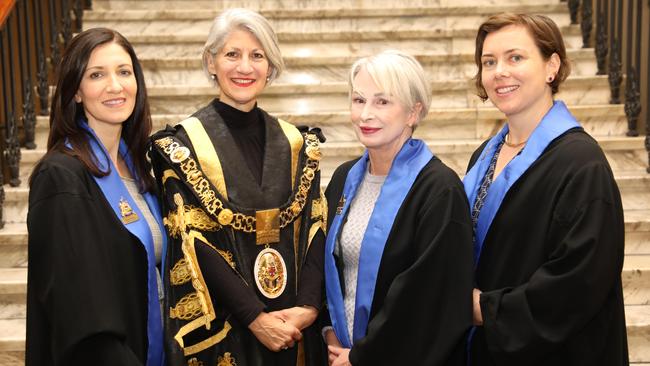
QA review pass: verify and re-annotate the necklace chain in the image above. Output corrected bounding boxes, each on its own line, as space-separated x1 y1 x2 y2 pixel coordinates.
504 133 527 148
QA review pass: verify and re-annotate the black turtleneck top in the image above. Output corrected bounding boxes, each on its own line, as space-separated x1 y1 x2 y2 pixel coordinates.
214 99 265 185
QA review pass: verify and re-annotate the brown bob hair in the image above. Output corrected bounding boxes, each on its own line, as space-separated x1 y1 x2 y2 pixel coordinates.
31 28 154 192
473 13 571 101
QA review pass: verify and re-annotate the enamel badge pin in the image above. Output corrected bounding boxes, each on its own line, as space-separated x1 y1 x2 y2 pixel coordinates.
119 197 139 224
336 195 346 215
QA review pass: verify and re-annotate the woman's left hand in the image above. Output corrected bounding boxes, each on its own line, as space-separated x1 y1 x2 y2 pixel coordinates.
473 288 483 325
328 345 351 366
269 306 318 330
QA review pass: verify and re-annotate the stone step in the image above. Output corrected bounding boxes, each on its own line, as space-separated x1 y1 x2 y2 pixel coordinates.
0 256 648 308
0 305 646 362
34 103 629 151
316 137 649 179
87 2 568 18
0 203 647 251
9 140 650 224
624 255 650 305
83 4 572 42
139 75 611 114
626 210 650 255
90 0 564 11
628 304 650 363
0 350 23 366
0 223 28 268
136 47 595 85
20 135 650 182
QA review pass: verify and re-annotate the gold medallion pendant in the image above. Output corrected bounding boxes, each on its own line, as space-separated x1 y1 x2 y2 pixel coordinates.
253 247 287 299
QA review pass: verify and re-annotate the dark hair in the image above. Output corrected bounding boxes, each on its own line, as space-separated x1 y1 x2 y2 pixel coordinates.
31 27 153 192
473 13 571 101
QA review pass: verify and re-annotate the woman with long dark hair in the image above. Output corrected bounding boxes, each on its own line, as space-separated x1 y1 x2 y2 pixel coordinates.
26 28 165 366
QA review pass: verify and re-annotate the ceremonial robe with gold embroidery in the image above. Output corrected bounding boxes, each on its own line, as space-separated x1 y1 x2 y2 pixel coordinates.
150 100 326 366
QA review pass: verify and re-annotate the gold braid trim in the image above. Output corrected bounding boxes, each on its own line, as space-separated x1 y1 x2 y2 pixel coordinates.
179 117 229 200
278 119 304 187
308 189 328 250
183 321 232 356
169 193 232 355
154 133 321 233
165 205 220 239
170 258 192 286
170 292 203 321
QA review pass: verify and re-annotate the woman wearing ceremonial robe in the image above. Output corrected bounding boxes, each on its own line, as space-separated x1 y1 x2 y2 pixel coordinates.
26 28 166 365
322 50 474 366
149 8 326 366
464 13 628 365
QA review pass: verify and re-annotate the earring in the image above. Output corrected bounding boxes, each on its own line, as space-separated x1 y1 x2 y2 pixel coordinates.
266 76 270 82
210 74 216 81
547 75 554 83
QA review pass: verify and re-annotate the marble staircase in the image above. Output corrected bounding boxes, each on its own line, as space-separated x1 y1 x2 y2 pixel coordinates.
1 0 649 364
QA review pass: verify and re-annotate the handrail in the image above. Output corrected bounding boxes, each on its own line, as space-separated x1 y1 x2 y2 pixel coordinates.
0 0 16 26
0 0 89 228
569 0 650 172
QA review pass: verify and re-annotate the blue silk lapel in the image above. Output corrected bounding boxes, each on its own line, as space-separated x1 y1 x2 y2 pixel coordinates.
77 122 165 366
325 139 433 347
463 101 581 266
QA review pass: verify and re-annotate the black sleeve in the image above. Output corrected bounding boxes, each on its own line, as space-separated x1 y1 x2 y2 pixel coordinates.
349 176 474 366
195 242 266 326
480 161 625 359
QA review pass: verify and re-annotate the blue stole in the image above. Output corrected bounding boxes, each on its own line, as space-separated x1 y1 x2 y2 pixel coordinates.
325 139 433 348
75 121 166 366
463 101 581 266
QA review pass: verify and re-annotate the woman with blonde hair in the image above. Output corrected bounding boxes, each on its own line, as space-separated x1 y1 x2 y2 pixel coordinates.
323 50 474 365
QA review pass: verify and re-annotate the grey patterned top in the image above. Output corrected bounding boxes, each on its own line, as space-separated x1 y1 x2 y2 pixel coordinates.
339 167 386 342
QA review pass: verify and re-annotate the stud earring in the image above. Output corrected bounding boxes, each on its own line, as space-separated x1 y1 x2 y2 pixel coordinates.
547 75 554 83
211 74 216 81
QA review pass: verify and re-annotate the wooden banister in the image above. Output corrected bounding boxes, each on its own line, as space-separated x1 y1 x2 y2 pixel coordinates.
0 0 16 27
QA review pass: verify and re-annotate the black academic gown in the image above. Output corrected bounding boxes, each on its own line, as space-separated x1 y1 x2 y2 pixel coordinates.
27 152 149 365
324 157 474 366
467 129 629 366
150 101 326 366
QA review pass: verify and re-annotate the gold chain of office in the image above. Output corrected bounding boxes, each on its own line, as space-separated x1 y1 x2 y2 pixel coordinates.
155 134 321 233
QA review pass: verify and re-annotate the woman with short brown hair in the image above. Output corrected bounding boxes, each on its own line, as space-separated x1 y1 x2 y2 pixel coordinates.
464 13 628 366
